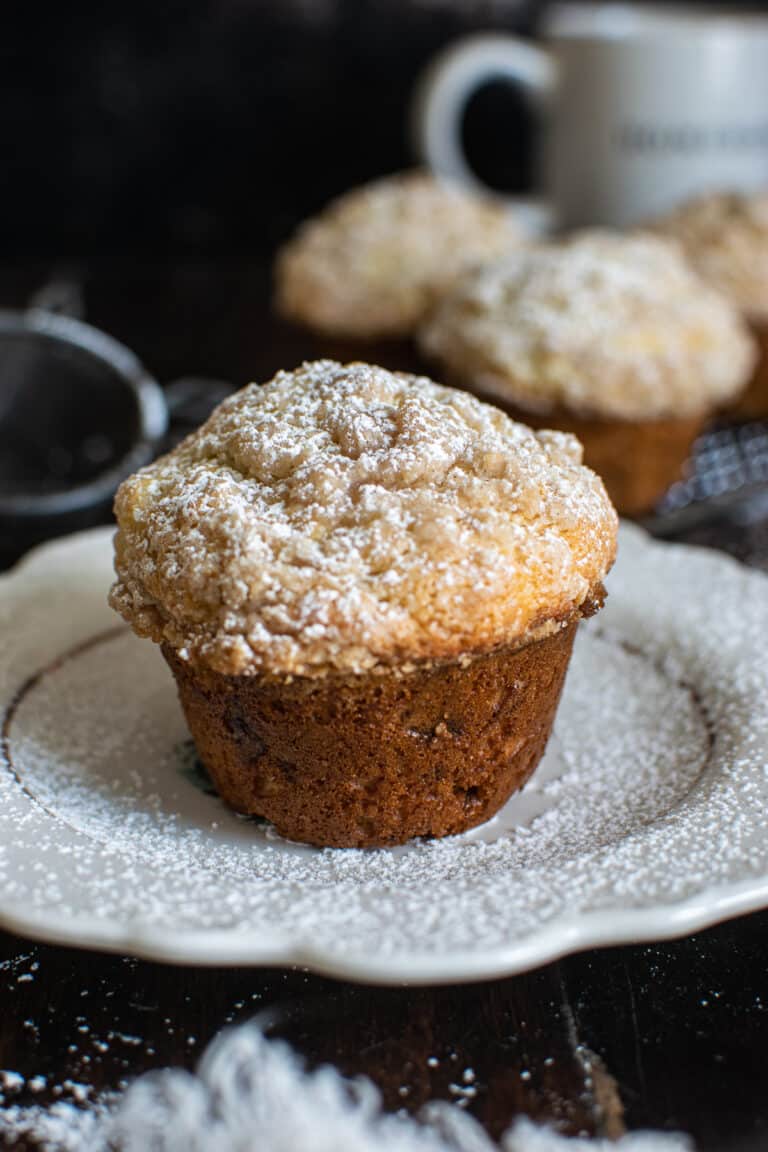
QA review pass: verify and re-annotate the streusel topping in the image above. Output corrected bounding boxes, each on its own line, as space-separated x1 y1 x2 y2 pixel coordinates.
652 191 768 319
420 231 756 420
274 172 522 339
110 362 617 677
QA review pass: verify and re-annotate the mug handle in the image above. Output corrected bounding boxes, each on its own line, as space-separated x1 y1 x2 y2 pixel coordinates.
412 34 556 235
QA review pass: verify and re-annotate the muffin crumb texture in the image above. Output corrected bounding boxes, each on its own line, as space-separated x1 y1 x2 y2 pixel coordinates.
111 361 616 677
420 231 756 420
274 171 521 338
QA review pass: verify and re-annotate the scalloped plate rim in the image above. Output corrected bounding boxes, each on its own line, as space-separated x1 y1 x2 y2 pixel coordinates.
1 525 768 985
1 873 768 984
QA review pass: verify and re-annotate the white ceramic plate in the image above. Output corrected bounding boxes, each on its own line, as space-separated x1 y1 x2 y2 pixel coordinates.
1 525 767 984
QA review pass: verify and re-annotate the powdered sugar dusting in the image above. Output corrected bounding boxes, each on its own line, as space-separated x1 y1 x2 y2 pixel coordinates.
5 620 708 884
1 524 767 981
0 1024 692 1151
419 232 756 419
110 361 617 676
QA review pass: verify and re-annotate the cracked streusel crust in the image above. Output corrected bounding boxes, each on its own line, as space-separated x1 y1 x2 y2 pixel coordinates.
420 231 755 421
110 361 616 679
274 172 522 339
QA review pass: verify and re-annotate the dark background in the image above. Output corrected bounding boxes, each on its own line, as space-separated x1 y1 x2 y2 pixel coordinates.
4 0 547 263
6 0 768 266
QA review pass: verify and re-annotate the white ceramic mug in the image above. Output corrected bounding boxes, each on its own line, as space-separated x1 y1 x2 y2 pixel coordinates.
413 3 768 233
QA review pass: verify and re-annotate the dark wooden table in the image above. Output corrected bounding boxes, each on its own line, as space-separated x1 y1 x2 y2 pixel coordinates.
1 264 768 1150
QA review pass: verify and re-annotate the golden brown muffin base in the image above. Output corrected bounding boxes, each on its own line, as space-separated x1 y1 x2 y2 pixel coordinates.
478 396 705 518
163 619 582 849
727 318 768 420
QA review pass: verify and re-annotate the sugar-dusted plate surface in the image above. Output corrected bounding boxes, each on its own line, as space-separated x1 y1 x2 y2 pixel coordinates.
1 525 767 984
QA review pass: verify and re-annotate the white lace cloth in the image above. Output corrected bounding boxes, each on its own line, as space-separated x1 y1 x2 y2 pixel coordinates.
0 1025 691 1152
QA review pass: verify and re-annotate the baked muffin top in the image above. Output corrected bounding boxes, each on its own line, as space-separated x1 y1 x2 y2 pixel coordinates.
419 231 756 420
274 172 521 339
110 361 617 678
652 191 768 320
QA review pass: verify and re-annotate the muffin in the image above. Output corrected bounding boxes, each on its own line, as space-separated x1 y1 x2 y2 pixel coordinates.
110 360 617 849
273 171 522 373
652 192 768 419
419 232 756 517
